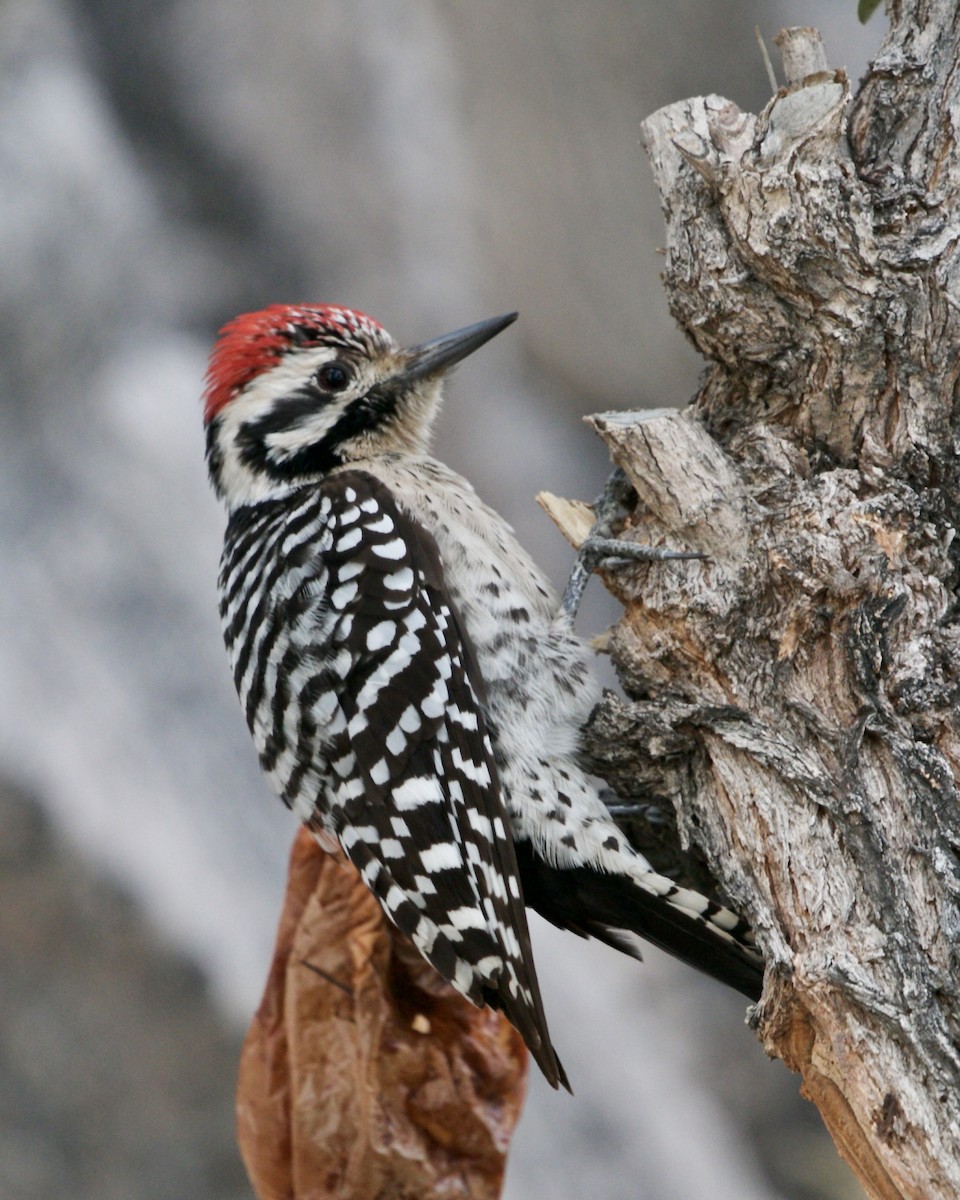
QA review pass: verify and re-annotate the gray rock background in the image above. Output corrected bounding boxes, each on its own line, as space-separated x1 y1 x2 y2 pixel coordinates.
1 2 881 1197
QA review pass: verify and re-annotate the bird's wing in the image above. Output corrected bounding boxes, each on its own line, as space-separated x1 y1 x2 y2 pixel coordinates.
294 468 566 1089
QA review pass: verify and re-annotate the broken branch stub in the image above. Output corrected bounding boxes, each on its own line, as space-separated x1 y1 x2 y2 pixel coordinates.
587 408 749 561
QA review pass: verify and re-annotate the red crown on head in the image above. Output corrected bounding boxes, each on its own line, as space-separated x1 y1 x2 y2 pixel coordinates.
203 304 385 423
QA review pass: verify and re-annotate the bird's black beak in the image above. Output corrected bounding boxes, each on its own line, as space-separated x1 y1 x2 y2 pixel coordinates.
400 312 518 383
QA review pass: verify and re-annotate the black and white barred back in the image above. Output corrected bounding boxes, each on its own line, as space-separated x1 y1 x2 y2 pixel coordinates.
219 468 565 1085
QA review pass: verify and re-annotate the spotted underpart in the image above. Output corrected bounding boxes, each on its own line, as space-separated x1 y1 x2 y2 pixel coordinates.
219 468 563 1086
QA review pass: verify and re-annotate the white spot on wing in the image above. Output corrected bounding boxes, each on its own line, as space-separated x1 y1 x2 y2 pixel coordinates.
331 581 358 609
447 905 485 930
393 777 440 809
451 747 491 786
341 824 378 850
366 620 396 651
420 842 462 872
386 727 408 756
369 759 390 786
365 513 395 534
338 560 364 581
399 706 421 733
384 885 407 912
467 811 494 839
331 752 356 778
372 537 406 560
420 680 447 719
383 567 415 592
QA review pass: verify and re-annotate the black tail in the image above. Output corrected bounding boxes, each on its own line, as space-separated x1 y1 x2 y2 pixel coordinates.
514 841 764 1002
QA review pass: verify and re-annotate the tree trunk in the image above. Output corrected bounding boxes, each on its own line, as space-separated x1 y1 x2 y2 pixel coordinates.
565 11 960 1199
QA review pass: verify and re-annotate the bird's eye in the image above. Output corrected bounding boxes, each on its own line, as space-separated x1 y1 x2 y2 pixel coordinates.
316 362 351 391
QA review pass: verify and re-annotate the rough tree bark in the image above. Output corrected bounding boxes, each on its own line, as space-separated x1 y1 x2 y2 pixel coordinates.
555 10 960 1200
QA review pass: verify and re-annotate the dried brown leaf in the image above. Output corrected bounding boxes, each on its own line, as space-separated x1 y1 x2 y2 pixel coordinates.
237 829 528 1200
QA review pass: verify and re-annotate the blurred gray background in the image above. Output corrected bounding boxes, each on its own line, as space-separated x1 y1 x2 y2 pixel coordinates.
1 2 883 1197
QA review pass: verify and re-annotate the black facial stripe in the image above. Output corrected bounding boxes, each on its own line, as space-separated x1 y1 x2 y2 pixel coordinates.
320 382 403 448
282 382 406 476
234 380 408 482
248 388 331 432
233 387 328 478
205 416 225 495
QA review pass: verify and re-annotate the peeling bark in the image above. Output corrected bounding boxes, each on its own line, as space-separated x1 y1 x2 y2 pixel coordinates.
561 13 960 1199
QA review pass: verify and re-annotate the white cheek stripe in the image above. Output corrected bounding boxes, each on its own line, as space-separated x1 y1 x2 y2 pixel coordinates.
211 350 364 507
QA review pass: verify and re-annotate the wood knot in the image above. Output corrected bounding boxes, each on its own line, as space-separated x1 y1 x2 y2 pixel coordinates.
872 1092 906 1146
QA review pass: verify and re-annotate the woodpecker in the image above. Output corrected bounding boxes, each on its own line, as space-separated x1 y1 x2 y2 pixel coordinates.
204 304 762 1090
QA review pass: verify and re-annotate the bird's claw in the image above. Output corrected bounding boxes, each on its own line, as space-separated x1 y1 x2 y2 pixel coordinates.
559 469 705 620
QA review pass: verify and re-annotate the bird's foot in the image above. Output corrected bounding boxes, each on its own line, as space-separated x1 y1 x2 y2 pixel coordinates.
559 469 704 620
